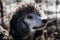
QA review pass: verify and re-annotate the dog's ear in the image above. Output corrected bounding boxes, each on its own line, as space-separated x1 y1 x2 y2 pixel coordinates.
10 14 30 40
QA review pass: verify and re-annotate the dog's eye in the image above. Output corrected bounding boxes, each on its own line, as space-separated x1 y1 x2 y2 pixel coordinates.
27 15 33 19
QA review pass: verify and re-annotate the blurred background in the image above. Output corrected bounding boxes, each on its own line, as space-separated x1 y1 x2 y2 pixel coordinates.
0 0 60 40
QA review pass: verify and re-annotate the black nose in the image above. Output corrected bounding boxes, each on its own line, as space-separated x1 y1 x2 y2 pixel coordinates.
42 19 47 23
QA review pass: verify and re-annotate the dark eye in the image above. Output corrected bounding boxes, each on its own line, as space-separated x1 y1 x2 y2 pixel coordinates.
27 15 33 19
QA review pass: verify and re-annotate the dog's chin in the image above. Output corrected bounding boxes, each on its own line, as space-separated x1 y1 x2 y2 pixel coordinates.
30 25 45 32
32 24 45 30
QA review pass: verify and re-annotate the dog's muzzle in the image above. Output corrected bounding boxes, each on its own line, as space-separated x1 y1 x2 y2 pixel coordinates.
33 19 47 29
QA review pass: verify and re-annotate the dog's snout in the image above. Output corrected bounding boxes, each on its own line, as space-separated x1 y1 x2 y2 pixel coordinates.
42 19 47 23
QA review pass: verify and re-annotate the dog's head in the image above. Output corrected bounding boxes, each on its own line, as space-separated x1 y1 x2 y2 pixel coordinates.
10 3 47 40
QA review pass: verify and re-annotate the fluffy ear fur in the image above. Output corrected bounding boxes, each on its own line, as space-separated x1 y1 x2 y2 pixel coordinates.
10 13 30 40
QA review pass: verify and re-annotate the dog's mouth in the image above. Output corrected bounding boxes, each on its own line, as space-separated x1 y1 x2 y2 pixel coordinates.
32 24 45 29
32 22 48 31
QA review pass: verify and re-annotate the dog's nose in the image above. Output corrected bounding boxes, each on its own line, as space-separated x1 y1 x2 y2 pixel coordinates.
42 19 47 24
